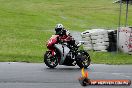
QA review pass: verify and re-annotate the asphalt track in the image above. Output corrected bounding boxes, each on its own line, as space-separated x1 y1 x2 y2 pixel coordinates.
0 62 132 88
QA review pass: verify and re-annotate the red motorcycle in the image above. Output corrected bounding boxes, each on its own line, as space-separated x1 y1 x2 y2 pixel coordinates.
44 35 91 68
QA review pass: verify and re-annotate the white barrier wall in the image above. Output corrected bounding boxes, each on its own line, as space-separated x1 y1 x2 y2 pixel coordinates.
118 27 132 54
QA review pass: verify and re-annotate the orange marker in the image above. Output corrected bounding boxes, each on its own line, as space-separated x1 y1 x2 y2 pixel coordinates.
79 68 131 86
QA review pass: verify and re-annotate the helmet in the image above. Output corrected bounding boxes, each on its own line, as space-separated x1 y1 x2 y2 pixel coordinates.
55 24 64 35
55 24 64 29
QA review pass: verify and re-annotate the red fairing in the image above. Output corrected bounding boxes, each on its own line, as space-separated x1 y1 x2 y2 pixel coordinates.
47 35 59 50
61 35 72 42
46 34 71 56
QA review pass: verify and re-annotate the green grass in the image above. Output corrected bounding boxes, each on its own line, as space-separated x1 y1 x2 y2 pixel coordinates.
0 0 132 63
89 51 132 64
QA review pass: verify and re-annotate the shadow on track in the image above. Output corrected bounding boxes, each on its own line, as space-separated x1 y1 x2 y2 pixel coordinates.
43 66 91 73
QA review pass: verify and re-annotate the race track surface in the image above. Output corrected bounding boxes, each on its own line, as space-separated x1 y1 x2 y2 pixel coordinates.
0 62 132 88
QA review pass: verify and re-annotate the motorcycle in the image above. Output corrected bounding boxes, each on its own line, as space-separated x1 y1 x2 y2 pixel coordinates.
44 35 91 68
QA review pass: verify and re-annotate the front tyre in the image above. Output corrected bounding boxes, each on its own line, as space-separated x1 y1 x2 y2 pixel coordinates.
44 51 58 68
76 50 91 68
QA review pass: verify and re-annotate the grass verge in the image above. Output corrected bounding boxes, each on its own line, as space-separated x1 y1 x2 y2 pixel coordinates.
89 51 132 64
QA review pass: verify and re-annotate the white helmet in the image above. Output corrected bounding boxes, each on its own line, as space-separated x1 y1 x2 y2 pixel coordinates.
55 24 64 35
55 24 64 29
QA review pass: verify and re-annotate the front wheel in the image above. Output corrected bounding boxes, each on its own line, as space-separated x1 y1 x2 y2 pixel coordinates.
44 51 58 68
76 50 91 68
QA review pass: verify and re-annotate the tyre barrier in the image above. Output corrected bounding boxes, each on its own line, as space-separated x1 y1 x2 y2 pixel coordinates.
81 29 117 52
81 30 92 37
93 46 108 51
91 34 108 39
94 50 108 52
90 29 108 36
92 38 109 44
83 44 93 47
107 30 117 52
93 42 109 47
82 41 92 45
82 37 91 41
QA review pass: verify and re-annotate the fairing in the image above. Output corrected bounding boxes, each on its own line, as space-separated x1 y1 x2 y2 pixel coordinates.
54 44 70 65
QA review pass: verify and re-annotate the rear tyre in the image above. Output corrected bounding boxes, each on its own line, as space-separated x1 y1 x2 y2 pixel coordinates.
44 51 58 68
76 50 91 68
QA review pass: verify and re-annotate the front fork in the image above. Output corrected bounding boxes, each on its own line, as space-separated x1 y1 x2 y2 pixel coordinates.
51 50 55 56
50 49 61 64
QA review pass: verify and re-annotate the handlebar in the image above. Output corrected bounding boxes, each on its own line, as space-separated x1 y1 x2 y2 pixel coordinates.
77 41 85 47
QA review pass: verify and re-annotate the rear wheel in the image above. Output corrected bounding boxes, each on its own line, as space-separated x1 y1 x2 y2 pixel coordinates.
76 50 91 68
44 51 58 68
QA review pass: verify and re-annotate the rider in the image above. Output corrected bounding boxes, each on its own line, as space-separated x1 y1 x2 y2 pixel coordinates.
55 23 73 45
55 24 76 62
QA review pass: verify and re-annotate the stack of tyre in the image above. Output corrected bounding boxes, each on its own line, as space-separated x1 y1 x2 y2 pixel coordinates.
90 29 109 52
81 30 93 50
107 30 117 52
81 29 117 52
